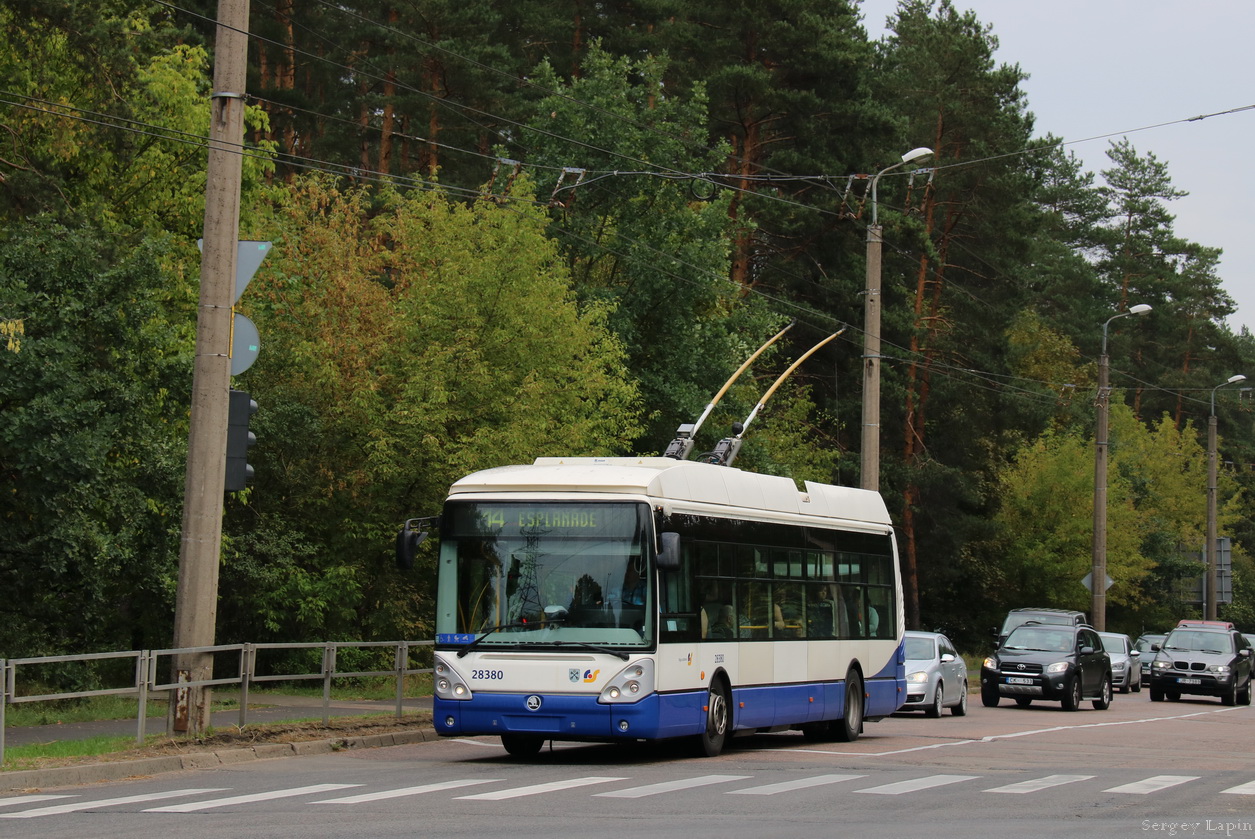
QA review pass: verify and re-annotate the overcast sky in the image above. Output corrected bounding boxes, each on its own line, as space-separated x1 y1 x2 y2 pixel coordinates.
858 0 1255 333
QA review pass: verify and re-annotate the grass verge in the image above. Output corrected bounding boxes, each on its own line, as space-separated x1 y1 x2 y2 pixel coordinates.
2 712 433 773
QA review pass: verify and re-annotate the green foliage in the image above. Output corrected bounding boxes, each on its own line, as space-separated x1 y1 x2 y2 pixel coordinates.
990 401 1232 631
520 43 794 452
217 175 643 643
0 222 191 655
0 3 273 235
2 1 1255 655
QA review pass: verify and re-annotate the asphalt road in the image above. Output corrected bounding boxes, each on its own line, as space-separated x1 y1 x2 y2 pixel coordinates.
2 689 1253 838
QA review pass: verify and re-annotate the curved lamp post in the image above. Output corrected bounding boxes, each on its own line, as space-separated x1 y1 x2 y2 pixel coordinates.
861 146 933 492
1092 303 1151 630
1207 374 1246 619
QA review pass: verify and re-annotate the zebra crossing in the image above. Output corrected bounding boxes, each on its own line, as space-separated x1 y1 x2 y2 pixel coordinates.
0 770 1250 817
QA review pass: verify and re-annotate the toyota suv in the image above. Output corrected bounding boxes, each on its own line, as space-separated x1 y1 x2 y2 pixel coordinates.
993 608 1087 648
1148 621 1253 706
981 622 1112 711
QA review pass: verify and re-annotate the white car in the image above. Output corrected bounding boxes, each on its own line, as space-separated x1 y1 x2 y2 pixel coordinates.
1099 631 1141 693
902 630 968 717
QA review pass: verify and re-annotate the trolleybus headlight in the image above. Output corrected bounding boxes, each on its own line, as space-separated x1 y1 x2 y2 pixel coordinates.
598 659 656 704
433 654 474 700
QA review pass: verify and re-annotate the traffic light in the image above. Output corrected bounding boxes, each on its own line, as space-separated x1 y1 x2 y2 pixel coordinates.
225 388 257 492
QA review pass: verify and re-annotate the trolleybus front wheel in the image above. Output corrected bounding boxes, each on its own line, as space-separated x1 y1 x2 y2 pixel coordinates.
501 734 545 757
698 679 731 757
834 670 863 743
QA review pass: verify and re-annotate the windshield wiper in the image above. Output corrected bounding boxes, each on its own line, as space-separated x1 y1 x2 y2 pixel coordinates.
455 621 531 658
533 640 631 660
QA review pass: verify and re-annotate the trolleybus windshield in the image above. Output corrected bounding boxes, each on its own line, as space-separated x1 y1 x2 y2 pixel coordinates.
436 501 654 648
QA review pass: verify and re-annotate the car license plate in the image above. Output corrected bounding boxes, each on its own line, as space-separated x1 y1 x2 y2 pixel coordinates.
1177 677 1202 685
1005 676 1034 685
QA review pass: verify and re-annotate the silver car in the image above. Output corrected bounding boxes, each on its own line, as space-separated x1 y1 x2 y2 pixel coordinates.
902 630 968 717
1099 631 1141 693
1134 633 1166 684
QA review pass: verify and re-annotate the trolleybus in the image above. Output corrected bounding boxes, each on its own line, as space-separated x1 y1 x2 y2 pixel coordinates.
406 455 904 757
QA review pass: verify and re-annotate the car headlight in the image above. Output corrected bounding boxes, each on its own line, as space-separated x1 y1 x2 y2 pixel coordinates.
1045 661 1069 674
1209 664 1231 676
982 657 998 669
1153 660 1171 671
907 670 930 683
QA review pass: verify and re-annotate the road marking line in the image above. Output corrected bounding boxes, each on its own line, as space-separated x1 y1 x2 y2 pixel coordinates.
727 774 865 795
450 738 502 748
781 706 1249 758
595 775 751 799
1104 775 1199 794
145 784 360 812
456 777 626 801
1220 780 1255 795
856 774 979 795
0 796 72 809
986 774 1095 793
1 789 226 819
316 779 503 803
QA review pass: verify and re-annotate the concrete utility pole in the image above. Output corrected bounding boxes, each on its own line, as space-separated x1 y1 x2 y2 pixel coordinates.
861 147 932 492
171 0 250 735
1207 375 1245 620
1091 304 1151 632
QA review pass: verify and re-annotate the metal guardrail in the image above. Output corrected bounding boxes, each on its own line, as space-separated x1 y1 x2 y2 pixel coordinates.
0 640 434 765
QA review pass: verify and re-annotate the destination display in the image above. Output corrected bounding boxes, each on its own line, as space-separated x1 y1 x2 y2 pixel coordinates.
445 501 645 539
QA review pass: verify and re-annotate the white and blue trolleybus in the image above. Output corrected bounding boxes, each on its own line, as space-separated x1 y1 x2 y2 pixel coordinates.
417 455 905 757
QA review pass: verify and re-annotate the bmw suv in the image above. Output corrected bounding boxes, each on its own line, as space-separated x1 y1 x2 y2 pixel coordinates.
981 622 1112 711
1148 622 1253 706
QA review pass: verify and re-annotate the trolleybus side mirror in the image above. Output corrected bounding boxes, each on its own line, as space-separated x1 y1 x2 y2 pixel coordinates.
396 517 438 570
656 531 681 569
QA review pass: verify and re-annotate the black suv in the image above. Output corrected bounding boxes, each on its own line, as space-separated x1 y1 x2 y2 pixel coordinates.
981 622 1112 711
993 608 1088 648
1148 622 1253 706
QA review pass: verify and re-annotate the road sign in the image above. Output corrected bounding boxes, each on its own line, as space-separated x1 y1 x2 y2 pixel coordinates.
231 313 260 375
197 239 272 304
1081 572 1114 593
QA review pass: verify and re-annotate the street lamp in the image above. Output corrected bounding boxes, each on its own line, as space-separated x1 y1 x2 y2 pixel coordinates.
861 146 933 492
1091 303 1151 631
1206 374 1246 619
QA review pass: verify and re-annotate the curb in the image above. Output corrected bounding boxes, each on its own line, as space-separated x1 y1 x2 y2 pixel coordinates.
2 726 439 792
